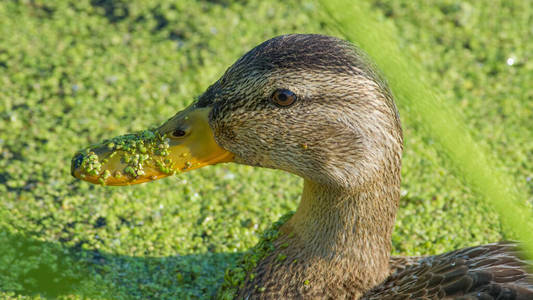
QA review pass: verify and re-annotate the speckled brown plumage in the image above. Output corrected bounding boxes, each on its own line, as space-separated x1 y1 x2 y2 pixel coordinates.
193 34 533 299
370 242 533 299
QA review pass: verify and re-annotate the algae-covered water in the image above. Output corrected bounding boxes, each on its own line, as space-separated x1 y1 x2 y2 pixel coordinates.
0 0 531 298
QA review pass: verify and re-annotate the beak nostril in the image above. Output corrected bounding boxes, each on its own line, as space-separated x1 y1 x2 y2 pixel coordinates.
172 129 187 138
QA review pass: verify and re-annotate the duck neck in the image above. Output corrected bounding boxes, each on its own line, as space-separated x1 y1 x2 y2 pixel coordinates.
284 177 400 293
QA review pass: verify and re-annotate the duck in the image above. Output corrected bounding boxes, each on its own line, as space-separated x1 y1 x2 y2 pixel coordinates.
71 34 533 299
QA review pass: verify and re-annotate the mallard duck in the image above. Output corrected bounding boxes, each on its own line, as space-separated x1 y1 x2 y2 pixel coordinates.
71 34 533 299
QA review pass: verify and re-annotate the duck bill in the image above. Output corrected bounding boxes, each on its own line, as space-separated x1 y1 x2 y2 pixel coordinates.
71 105 234 186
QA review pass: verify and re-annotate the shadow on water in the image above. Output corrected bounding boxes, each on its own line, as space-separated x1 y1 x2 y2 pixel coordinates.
89 0 130 23
1 229 241 299
89 0 234 26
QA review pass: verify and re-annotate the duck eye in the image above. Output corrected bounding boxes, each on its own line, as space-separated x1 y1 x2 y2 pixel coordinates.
271 89 296 107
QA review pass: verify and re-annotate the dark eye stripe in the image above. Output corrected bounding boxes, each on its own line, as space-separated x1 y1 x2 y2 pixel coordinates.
271 89 296 107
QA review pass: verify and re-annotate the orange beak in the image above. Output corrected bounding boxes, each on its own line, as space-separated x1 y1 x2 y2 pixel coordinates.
71 105 234 186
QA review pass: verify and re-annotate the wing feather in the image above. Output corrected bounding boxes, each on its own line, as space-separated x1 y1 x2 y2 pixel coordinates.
364 242 533 299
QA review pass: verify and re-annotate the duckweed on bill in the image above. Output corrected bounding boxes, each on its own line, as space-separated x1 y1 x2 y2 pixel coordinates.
76 129 173 183
81 152 102 177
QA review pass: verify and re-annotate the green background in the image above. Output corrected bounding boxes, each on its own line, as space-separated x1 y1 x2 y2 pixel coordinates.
1 0 531 298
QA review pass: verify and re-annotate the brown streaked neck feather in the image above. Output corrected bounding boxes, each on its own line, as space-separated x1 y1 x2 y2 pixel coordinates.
288 178 398 274
237 174 401 299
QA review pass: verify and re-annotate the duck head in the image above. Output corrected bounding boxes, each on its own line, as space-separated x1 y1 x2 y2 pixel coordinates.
72 34 405 297
71 34 402 191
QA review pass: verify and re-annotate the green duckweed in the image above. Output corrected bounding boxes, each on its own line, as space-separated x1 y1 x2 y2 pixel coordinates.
2 0 531 299
77 129 173 183
217 211 295 300
79 152 102 176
